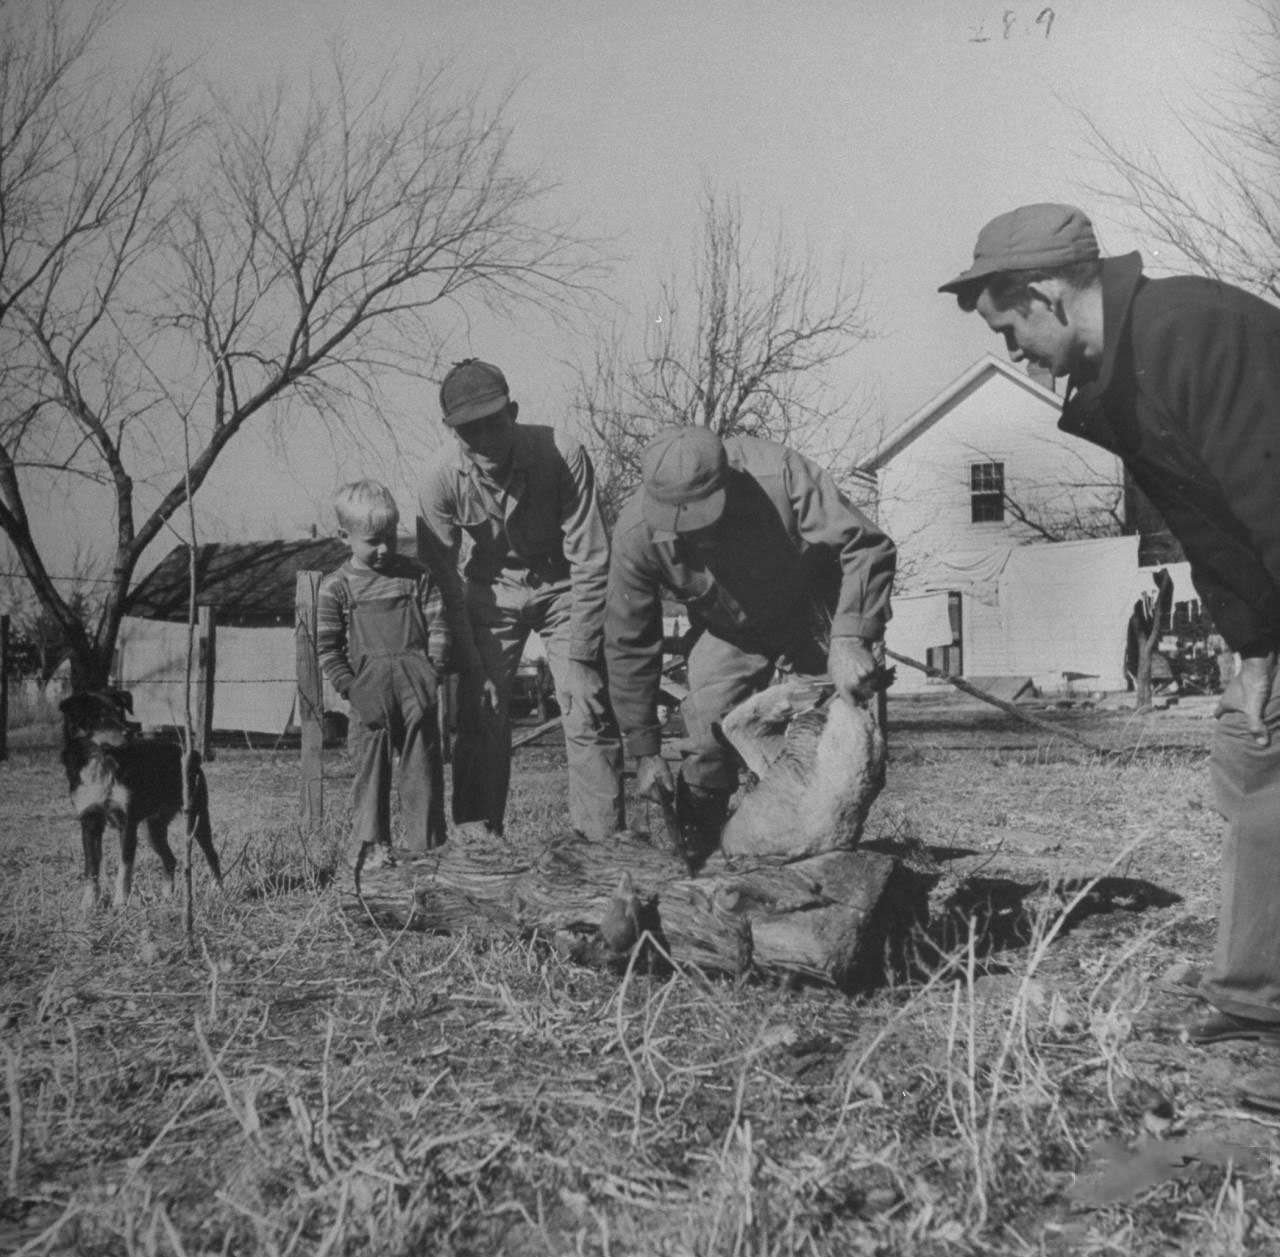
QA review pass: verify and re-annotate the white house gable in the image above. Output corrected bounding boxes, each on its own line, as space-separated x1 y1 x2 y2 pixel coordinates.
869 355 1124 590
864 355 1146 696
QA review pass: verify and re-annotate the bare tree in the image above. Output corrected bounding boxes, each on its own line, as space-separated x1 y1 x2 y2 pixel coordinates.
0 542 105 682
1127 569 1175 709
0 1 595 687
997 482 1126 543
1084 0 1280 300
574 187 877 522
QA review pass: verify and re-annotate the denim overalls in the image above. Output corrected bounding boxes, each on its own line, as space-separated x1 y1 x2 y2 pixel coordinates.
345 588 446 855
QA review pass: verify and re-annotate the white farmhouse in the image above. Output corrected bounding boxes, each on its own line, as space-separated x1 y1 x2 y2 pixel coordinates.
863 354 1185 695
868 353 1124 572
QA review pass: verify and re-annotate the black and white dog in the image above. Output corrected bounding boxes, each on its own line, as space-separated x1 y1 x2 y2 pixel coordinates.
59 689 222 911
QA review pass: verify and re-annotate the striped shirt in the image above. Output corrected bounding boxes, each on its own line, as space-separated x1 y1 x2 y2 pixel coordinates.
316 555 451 695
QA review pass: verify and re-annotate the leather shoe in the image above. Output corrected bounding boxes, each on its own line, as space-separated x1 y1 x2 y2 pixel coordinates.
1183 1010 1280 1046
1239 1068 1280 1113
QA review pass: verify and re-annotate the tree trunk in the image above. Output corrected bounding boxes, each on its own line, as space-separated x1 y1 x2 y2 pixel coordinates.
1133 631 1157 709
348 829 922 989
1129 569 1173 710
68 645 113 693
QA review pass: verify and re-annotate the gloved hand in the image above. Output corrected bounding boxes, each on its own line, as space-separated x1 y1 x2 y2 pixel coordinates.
461 665 499 712
635 752 675 803
827 635 880 706
456 632 499 711
559 659 607 725
1218 650 1277 747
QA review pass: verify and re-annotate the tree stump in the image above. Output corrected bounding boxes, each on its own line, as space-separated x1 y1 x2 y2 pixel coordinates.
348 828 919 988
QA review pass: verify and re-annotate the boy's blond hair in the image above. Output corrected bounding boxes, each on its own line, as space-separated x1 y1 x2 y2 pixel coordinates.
334 480 399 534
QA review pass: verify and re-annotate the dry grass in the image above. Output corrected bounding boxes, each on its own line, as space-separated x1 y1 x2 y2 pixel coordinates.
1 697 1278 1255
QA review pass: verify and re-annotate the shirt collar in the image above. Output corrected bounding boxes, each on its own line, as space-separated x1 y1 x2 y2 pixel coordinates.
1067 251 1144 403
458 425 532 488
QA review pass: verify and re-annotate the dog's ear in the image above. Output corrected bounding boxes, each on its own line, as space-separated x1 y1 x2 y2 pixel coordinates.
60 693 91 720
108 688 134 716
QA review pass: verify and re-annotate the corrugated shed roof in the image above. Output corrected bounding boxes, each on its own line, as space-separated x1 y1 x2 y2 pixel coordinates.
125 539 349 625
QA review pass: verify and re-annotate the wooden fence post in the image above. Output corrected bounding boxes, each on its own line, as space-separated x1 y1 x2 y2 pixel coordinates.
194 606 216 761
295 571 324 823
0 615 9 763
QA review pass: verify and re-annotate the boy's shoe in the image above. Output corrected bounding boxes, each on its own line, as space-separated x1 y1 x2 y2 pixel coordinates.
1183 1010 1280 1046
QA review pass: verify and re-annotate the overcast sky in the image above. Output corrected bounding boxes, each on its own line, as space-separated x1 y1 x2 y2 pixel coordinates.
48 0 1261 551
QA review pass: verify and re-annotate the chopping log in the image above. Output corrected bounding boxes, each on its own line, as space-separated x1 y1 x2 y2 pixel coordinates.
349 830 914 987
350 679 918 988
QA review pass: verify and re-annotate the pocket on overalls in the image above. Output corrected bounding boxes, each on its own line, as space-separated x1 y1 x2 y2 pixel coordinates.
346 668 390 731
397 656 439 715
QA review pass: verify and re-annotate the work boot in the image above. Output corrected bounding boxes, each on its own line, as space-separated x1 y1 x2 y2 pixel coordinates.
1182 1010 1280 1046
676 779 730 869
1238 1068 1280 1113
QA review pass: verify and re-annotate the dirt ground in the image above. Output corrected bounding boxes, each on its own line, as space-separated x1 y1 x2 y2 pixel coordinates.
1 691 1277 1255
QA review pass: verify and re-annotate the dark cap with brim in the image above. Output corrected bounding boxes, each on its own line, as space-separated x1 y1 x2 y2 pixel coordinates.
439 358 510 427
640 427 728 538
939 203 1100 295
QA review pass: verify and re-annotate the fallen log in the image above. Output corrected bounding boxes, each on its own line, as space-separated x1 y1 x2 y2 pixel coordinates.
349 829 919 988
351 680 919 988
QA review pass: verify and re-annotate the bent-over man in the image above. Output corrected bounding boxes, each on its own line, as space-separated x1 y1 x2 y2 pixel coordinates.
940 202 1280 1108
606 426 896 853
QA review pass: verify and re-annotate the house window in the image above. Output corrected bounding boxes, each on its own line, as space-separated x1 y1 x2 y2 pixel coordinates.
970 461 1005 523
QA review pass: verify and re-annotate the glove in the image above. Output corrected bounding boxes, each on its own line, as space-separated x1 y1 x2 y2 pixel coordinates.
1218 651 1277 747
635 753 675 803
827 635 879 706
461 665 499 712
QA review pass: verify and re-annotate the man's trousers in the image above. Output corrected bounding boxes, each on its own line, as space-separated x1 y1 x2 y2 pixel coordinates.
1201 692 1280 1022
452 573 624 840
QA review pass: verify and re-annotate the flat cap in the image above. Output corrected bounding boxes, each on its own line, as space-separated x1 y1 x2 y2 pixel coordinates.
438 358 510 427
640 427 729 537
939 203 1100 296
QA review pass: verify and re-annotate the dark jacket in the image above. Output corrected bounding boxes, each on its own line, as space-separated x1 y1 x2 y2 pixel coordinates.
1061 252 1280 651
606 435 896 757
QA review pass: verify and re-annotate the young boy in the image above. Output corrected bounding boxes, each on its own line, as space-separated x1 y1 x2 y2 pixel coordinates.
318 480 451 867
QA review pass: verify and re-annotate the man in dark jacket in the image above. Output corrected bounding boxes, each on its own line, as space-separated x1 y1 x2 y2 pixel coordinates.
606 426 896 852
941 203 1280 1104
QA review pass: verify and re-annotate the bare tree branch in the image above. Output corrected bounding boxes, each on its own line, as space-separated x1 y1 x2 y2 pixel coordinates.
0 4 602 685
574 186 877 523
1082 0 1280 300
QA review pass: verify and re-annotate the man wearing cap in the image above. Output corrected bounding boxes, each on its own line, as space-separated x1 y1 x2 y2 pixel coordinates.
605 426 896 854
417 358 624 841
941 203 1280 1096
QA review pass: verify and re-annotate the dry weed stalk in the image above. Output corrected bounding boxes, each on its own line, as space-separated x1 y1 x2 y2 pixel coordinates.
704 1119 758 1257
8 1202 81 1257
4 1040 22 1196
125 1010 252 1183
936 839 1151 1231
2 711 1272 1254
